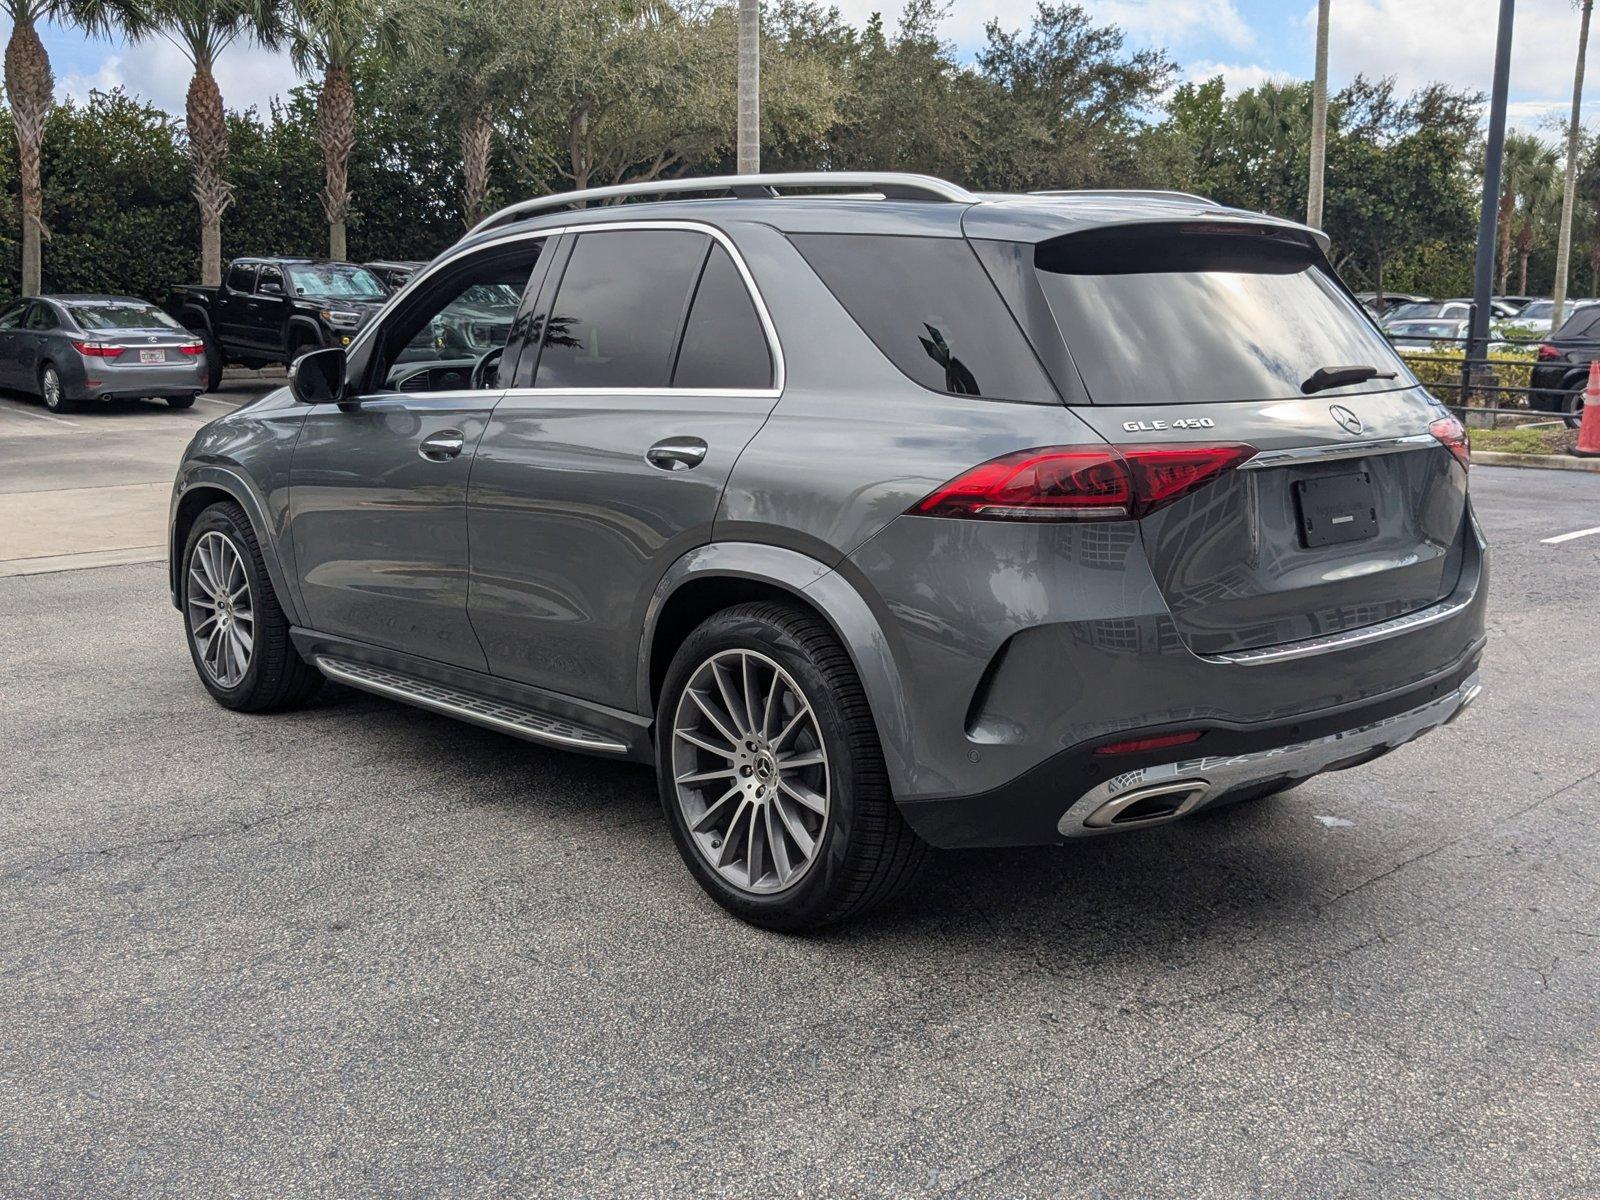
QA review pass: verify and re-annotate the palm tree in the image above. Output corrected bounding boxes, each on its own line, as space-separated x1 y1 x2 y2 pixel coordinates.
1496 134 1549 293
736 0 758 172
114 0 284 285
1305 0 1331 228
4 0 139 295
289 0 393 260
1514 147 1560 294
1553 0 1594 326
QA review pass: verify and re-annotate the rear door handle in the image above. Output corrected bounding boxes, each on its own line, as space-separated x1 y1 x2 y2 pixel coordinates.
646 437 708 471
419 429 466 461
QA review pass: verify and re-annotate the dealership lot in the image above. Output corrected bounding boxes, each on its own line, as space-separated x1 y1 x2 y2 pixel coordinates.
2 389 1597 1197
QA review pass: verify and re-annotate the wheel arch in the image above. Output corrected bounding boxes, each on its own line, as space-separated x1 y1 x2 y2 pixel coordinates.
176 305 213 334
285 316 325 355
639 543 916 798
169 468 303 626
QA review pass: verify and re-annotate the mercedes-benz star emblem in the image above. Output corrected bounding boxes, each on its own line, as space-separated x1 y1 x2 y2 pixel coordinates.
1329 404 1364 435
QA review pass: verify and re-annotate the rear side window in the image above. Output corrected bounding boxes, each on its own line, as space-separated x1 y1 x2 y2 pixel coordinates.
25 303 59 331
226 262 256 292
1034 225 1409 405
672 244 772 390
536 230 707 389
790 233 1057 402
1558 308 1600 340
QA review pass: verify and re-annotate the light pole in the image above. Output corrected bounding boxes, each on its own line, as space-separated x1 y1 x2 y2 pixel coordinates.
737 0 760 174
1465 0 1516 404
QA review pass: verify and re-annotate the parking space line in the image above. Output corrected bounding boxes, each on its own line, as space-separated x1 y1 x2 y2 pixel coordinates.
0 404 79 427
1541 525 1600 545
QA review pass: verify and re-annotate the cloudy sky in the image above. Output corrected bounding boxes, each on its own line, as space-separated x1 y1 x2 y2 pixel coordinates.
6 0 1598 137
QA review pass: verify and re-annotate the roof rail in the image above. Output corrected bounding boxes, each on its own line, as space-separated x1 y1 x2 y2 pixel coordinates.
1029 188 1219 205
469 172 977 235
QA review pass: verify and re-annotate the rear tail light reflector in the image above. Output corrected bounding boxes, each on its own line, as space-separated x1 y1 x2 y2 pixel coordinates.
1429 415 1470 471
178 341 205 356
1093 730 1204 757
1536 342 1562 361
910 443 1255 522
71 340 124 358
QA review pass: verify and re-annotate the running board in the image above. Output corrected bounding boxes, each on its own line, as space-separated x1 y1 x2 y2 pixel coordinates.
315 656 630 754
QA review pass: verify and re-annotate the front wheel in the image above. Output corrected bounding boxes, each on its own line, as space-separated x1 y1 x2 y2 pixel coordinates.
40 363 75 413
181 501 322 712
657 602 927 931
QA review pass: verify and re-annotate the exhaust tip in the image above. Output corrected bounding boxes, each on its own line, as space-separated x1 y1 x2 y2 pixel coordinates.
1082 780 1209 829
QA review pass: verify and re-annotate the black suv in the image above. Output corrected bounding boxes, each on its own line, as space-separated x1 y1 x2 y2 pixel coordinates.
166 258 389 390
1530 305 1600 425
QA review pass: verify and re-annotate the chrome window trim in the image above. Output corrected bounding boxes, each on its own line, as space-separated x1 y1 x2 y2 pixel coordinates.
347 219 784 400
1238 433 1438 470
1198 595 1474 666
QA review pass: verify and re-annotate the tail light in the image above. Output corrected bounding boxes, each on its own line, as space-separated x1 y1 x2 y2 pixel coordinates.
71 340 124 358
1537 342 1562 360
178 341 205 356
910 443 1256 522
1429 415 1470 471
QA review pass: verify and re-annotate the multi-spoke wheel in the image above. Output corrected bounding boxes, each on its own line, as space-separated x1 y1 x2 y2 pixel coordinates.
671 649 830 895
40 363 75 414
187 530 255 688
657 602 928 931
180 500 322 712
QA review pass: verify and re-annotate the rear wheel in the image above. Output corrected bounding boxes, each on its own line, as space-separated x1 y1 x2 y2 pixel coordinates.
657 602 927 931
1561 383 1587 429
198 332 223 392
166 394 197 410
182 501 322 712
39 363 75 413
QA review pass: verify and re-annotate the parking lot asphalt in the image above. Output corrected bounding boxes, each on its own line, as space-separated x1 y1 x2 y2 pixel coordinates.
2 431 1598 1195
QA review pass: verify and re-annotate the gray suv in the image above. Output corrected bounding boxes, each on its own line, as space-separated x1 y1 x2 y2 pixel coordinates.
169 173 1486 930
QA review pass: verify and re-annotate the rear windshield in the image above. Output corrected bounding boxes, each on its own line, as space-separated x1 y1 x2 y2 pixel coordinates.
70 303 182 331
1034 226 1409 405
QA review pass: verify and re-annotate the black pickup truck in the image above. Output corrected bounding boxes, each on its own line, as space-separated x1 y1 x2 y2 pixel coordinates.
165 257 389 390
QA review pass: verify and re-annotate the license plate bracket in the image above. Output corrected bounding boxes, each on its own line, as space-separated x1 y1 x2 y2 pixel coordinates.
1294 470 1378 548
139 348 165 364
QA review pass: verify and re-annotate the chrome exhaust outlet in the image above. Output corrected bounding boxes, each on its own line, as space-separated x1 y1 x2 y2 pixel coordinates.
1082 780 1209 829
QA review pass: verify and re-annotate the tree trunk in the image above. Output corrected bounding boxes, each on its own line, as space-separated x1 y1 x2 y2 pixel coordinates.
460 110 493 226
5 17 53 297
1306 0 1331 228
1496 187 1514 293
737 0 760 173
318 61 356 262
1518 249 1530 295
187 60 232 287
1552 0 1593 328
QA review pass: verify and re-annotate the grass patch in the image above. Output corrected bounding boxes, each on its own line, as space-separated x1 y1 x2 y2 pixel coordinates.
1468 425 1574 455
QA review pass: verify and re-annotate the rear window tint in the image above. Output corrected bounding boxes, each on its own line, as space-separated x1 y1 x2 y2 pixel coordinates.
790 233 1056 402
1557 308 1600 340
1034 225 1409 405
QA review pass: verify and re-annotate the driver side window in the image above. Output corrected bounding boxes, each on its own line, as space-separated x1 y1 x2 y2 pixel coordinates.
372 242 543 396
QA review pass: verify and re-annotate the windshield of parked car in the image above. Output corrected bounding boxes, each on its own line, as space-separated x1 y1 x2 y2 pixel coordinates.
1388 321 1462 340
69 303 184 331
287 265 386 300
1033 225 1410 404
1384 302 1443 321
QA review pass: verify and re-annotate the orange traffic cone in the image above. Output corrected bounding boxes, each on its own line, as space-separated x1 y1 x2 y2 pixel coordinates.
1575 360 1600 458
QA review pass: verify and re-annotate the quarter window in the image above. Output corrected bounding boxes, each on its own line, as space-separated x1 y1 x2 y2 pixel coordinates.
673 245 772 390
535 230 708 390
790 233 1057 402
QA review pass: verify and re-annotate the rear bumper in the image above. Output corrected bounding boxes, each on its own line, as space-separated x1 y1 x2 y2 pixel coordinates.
898 648 1484 848
69 361 206 399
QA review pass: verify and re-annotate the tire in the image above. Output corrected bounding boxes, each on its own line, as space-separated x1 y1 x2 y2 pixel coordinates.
1561 384 1586 429
657 601 927 931
39 363 75 414
199 332 223 392
166 394 197 410
181 500 322 713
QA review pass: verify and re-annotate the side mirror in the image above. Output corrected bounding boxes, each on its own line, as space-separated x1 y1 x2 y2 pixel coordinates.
289 345 348 405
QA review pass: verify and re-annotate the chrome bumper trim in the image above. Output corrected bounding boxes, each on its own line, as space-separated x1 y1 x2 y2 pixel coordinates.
1199 596 1474 666
1057 673 1481 838
1238 434 1438 470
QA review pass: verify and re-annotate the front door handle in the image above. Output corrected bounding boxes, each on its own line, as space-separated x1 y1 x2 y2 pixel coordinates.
419 429 466 461
646 437 708 471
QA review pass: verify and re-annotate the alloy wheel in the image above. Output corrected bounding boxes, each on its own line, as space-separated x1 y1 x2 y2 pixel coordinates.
187 531 255 688
670 649 830 895
42 368 62 410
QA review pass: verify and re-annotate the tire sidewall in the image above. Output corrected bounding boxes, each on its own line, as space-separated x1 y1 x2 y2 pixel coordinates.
181 506 269 706
200 333 223 392
655 608 871 929
40 363 68 412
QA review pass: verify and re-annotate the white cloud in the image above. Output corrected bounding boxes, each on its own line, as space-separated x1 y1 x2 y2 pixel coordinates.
1184 59 1293 95
57 39 302 117
1097 0 1256 50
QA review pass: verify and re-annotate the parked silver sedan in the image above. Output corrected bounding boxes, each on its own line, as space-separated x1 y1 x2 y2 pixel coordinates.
0 295 209 413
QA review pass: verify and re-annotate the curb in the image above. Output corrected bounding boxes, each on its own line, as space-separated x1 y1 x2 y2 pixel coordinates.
1469 450 1600 473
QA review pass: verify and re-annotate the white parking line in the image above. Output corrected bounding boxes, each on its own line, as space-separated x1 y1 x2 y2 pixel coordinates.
0 405 78 427
1542 525 1600 545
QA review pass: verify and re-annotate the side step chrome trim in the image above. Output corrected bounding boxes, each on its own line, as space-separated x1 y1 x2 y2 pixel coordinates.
315 656 630 754
1238 434 1438 470
1057 673 1480 838
1199 596 1473 666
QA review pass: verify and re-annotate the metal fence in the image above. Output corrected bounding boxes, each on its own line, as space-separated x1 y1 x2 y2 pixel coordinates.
1384 330 1590 431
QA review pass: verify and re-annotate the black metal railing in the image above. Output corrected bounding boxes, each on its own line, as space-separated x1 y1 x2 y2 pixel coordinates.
1383 329 1595 431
